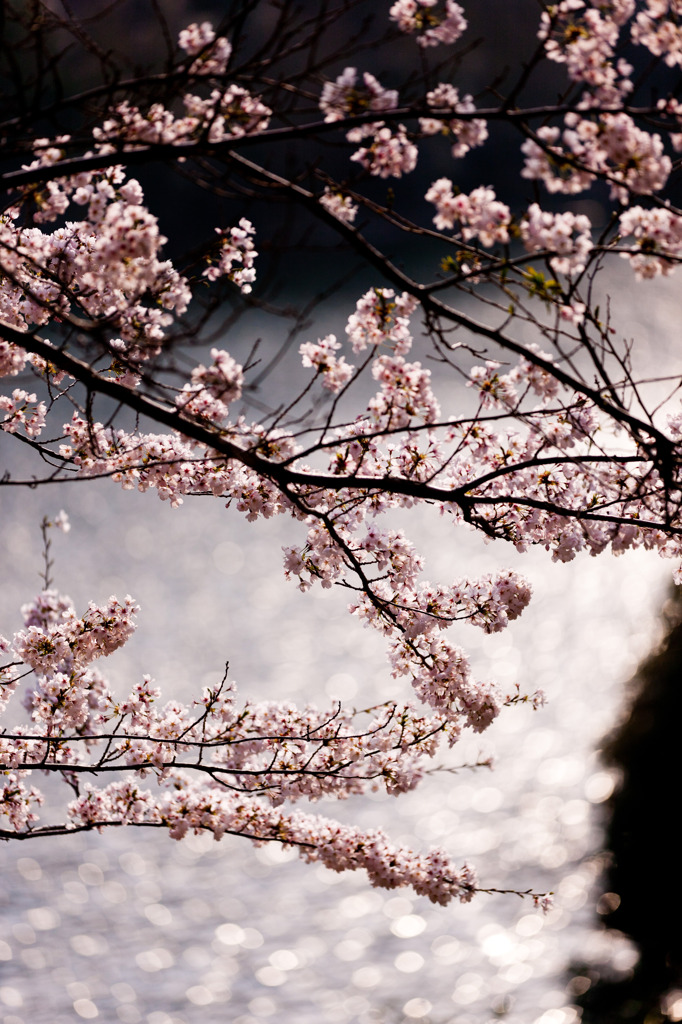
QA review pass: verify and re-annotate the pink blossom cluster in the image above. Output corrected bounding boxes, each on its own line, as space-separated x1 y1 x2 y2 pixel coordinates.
56 406 305 519
58 414 197 506
300 329 672 576
87 23 265 151
202 219 258 293
9 591 137 735
538 0 634 104
13 591 138 676
0 388 46 437
67 773 478 904
438 357 662 563
520 204 594 275
300 334 355 392
319 189 358 224
0 339 27 377
193 350 244 404
349 123 418 178
0 773 43 833
425 180 511 246
467 360 519 409
194 698 427 802
178 21 232 74
1 169 190 363
511 345 562 401
174 385 230 426
95 88 271 148
319 68 398 123
42 306 682 609
183 86 272 142
521 113 671 202
631 0 682 68
346 288 418 354
657 97 682 152
8 237 679 740
618 205 682 278
0 179 251 398
419 83 488 159
345 553 534 731
92 19 268 150
17 136 76 223
369 354 440 428
282 504 540 734
58 413 279 513
388 636 504 734
389 0 467 48
318 68 417 177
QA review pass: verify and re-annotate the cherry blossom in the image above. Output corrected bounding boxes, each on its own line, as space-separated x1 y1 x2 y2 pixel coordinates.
419 83 488 159
618 205 682 278
319 188 358 224
521 113 671 202
389 0 467 47
425 180 511 245
300 334 355 392
6 0 682 917
632 0 682 67
178 21 232 74
0 560 542 904
349 123 418 178
538 0 634 103
319 68 398 123
346 289 418 354
0 389 46 437
521 204 593 275
202 219 258 293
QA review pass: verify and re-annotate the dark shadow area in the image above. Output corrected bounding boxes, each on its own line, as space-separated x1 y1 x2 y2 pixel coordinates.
572 592 682 1024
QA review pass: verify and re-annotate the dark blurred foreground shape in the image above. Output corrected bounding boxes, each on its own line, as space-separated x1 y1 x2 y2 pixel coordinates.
574 593 682 1024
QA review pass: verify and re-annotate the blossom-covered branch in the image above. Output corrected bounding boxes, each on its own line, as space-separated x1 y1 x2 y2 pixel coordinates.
3 0 682 907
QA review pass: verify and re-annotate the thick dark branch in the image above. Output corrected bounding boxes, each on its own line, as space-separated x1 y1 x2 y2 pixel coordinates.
0 104 664 191
0 820 316 845
2 326 677 536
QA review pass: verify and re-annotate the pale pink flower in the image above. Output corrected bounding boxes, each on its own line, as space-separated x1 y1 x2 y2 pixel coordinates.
319 189 358 224
319 68 398 123
390 0 467 47
300 335 354 392
420 83 488 159
521 203 593 275
203 219 257 293
350 124 418 178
